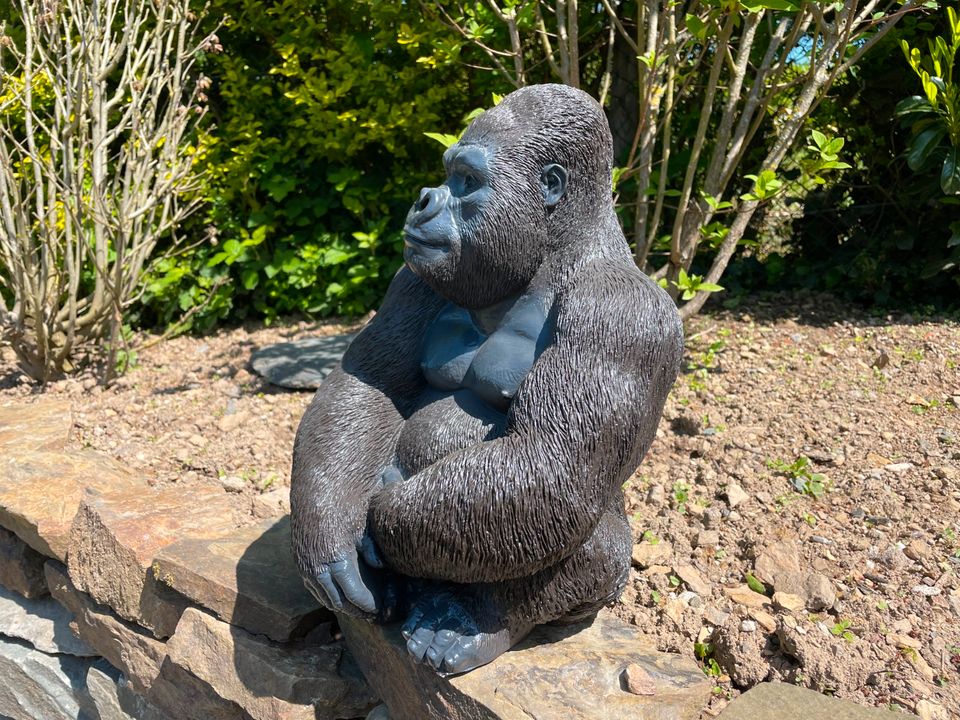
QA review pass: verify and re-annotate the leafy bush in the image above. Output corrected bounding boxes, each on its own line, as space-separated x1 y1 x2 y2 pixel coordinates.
138 0 496 330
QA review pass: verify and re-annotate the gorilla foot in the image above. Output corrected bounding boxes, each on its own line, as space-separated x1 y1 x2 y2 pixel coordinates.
400 592 532 676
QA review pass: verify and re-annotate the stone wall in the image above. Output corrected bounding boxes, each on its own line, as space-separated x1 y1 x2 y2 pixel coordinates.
0 399 713 720
0 399 376 720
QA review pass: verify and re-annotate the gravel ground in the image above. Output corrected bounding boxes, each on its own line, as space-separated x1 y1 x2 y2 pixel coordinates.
1 291 958 718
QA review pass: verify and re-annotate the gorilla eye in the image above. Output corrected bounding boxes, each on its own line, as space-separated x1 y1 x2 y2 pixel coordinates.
463 174 479 192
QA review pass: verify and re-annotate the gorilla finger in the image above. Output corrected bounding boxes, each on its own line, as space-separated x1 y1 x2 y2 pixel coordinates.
312 571 344 611
329 559 377 614
406 627 435 662
425 643 445 670
358 534 384 568
442 640 476 675
401 606 425 640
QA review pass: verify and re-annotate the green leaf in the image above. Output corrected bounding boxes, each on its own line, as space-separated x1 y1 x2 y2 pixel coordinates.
906 126 946 171
698 282 724 293
241 268 259 290
941 148 960 195
423 132 460 148
894 95 936 117
745 573 767 594
811 129 827 149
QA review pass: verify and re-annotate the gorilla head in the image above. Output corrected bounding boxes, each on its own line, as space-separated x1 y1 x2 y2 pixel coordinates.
402 84 614 310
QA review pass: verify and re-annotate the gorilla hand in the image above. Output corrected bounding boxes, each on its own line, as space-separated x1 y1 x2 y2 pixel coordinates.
302 530 393 618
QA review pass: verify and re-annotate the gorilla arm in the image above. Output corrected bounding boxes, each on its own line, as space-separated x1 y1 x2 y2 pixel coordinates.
368 266 683 584
291 267 444 614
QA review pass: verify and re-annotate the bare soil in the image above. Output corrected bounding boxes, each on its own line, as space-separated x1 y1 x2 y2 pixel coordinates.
1 291 958 718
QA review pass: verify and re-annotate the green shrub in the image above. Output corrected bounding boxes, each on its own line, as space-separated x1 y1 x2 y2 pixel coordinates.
138 0 496 330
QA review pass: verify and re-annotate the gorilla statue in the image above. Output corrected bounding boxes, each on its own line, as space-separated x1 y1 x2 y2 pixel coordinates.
291 84 683 676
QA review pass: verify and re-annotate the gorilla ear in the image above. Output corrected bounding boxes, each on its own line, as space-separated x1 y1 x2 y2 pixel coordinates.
539 164 568 208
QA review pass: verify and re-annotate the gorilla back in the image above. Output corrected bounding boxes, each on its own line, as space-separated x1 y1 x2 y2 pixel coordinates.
291 83 683 676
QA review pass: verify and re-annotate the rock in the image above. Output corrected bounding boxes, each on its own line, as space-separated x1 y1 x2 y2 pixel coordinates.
220 476 246 493
0 634 101 720
218 410 250 433
366 705 391 720
631 540 673 567
915 699 950 720
740 620 757 632
45 562 166 693
251 489 291 520
724 483 749 508
776 624 870 692
68 484 238 636
167 607 376 720
713 620 770 687
771 592 805 613
0 526 48 598
0 449 139 561
0 399 73 454
704 606 730 627
339 611 711 720
723 585 770 609
803 573 836 611
716 681 902 718
154 516 326 643
646 484 666 505
750 610 777 633
675 563 711 596
250 334 356 390
86 664 146 720
884 462 913 474
142 658 253 720
622 662 657 695
904 539 932 564
912 585 941 597
0 583 95 656
695 530 720 548
886 633 921 650
753 541 801 591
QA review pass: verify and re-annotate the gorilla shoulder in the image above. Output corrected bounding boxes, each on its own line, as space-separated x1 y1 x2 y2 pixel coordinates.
557 257 683 366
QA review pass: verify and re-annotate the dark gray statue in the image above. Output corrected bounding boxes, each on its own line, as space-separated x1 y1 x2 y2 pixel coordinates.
291 84 683 676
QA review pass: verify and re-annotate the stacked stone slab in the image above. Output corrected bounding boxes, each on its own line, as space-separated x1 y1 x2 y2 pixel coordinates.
0 398 717 720
0 399 376 720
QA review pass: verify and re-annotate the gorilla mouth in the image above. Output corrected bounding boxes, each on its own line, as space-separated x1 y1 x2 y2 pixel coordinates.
403 229 449 250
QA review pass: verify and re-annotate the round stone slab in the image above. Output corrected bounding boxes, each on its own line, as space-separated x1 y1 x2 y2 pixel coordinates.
250 334 356 390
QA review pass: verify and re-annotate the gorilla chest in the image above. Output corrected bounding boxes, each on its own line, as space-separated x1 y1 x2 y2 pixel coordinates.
419 296 552 412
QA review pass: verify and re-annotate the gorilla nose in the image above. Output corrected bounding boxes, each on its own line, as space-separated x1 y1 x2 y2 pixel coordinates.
413 187 447 219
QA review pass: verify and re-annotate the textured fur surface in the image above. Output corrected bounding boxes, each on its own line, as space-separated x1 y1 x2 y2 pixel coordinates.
291 84 683 675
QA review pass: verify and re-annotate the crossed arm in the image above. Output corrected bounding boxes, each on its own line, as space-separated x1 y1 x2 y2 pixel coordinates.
369 268 683 584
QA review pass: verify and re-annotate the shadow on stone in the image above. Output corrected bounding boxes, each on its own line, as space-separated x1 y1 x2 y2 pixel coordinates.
250 335 355 390
220 518 377 720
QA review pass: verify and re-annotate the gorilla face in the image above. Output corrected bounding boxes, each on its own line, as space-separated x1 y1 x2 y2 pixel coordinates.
402 138 563 310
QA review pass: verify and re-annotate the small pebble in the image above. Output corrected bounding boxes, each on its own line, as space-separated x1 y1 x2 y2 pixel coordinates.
740 620 757 632
221 475 246 493
912 585 941 596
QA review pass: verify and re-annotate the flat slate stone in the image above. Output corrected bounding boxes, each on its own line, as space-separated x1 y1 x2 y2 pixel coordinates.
250 334 355 390
339 611 712 720
0 399 72 454
0 527 48 598
0 582 95 657
45 562 166 694
0 635 100 720
0 449 139 561
68 484 238 637
144 658 255 720
716 682 901 719
154 515 327 643
166 607 377 720
86 665 145 720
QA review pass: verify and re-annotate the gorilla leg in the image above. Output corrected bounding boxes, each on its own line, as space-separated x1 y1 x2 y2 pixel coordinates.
402 501 631 675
